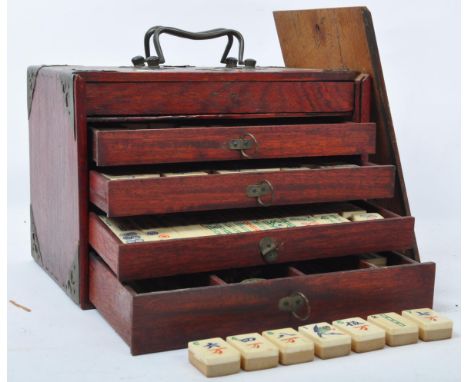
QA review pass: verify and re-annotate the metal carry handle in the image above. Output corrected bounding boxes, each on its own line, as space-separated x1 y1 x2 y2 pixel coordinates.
143 26 245 65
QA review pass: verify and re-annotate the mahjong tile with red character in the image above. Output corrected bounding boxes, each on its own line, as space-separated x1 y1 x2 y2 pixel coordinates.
227 332 279 371
402 308 453 341
332 317 385 353
188 337 240 377
299 322 351 359
261 328 314 365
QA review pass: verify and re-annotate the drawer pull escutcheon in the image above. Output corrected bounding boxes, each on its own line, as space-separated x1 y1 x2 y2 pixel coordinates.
246 180 274 206
228 133 258 158
278 292 311 321
259 237 279 263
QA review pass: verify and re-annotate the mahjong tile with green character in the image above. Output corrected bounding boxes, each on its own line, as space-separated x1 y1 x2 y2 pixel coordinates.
299 322 351 359
333 317 385 353
227 333 279 371
261 328 314 365
188 337 240 377
402 308 453 341
349 212 384 222
367 312 418 346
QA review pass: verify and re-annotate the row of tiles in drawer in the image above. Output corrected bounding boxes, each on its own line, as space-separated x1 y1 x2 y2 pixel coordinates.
90 162 394 216
89 251 435 355
89 201 414 281
92 122 375 166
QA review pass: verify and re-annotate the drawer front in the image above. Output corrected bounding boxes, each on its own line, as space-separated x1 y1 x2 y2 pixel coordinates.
92 123 376 166
90 164 394 217
85 81 355 117
89 204 415 281
89 254 435 355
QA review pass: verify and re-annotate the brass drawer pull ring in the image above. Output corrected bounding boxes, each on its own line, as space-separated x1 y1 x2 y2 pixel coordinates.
278 291 311 321
228 132 258 158
246 179 274 206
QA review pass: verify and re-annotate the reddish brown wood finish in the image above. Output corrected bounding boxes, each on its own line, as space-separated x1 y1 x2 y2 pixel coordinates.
89 254 435 355
90 164 395 216
88 204 414 281
29 69 83 305
85 81 355 116
352 74 372 123
92 122 376 166
88 255 133 344
75 75 92 308
78 66 359 82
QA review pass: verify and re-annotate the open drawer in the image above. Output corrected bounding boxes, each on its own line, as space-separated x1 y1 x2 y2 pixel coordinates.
90 162 394 216
89 251 435 355
88 201 415 281
92 122 375 166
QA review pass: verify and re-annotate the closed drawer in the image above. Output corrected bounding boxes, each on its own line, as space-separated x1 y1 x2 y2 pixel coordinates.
90 163 394 216
89 252 435 355
92 122 376 166
88 202 415 281
85 78 356 117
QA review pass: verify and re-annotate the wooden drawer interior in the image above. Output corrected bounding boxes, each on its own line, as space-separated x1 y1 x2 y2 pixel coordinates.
89 251 435 355
89 201 415 281
89 159 395 217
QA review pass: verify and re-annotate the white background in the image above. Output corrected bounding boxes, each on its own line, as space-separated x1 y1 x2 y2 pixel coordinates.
7 0 460 381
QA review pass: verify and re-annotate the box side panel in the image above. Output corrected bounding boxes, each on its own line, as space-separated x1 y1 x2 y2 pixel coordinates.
28 67 83 305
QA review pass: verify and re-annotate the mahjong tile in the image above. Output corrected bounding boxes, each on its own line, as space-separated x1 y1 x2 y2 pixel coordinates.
188 337 240 377
227 332 279 371
299 322 351 359
402 308 453 341
333 317 385 353
261 328 314 365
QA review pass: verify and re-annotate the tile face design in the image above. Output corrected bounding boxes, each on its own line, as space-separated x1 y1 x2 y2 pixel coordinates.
340 209 367 219
239 168 281 173
262 328 314 365
227 333 279 371
103 173 161 180
215 170 241 174
333 317 385 353
99 204 363 244
350 212 384 222
188 338 240 377
299 322 351 359
402 308 453 341
360 253 387 266
312 213 350 224
367 312 418 346
162 171 209 177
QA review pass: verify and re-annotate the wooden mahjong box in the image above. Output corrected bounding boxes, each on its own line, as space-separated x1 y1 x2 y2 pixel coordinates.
28 7 435 355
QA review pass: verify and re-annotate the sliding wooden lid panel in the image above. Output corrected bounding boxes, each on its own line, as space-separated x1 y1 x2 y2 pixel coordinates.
90 164 395 217
92 122 376 166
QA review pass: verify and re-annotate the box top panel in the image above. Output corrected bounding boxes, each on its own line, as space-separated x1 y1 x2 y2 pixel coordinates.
29 65 360 83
